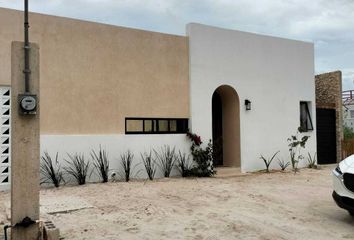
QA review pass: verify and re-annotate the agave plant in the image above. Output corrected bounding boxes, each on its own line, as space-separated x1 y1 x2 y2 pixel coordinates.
307 152 317 169
260 151 280 173
277 158 290 171
176 151 194 177
154 145 176 178
64 153 90 185
141 151 157 180
91 145 109 183
120 150 135 182
40 151 64 187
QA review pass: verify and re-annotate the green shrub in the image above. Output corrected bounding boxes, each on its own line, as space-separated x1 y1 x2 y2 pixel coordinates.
287 127 310 173
191 140 214 177
344 125 354 140
187 132 215 177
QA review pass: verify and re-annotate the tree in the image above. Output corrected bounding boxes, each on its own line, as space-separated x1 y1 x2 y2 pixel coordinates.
344 125 354 140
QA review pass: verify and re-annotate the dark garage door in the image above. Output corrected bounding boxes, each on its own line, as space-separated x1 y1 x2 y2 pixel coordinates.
316 108 336 164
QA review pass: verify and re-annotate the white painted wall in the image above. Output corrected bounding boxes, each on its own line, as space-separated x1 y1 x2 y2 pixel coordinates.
40 134 191 184
187 23 317 172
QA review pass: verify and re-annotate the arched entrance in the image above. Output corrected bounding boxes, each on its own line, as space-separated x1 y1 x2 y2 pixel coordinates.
212 85 240 167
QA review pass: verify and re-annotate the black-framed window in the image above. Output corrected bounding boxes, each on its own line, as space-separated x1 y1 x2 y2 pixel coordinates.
125 118 188 134
300 101 313 132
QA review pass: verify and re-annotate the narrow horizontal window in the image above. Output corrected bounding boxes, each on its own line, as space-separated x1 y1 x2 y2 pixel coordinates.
144 120 153 132
170 120 177 132
177 119 188 133
125 118 189 134
126 119 143 132
300 101 313 132
158 120 169 132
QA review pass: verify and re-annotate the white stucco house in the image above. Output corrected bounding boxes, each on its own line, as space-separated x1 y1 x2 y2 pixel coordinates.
0 8 317 189
188 23 316 171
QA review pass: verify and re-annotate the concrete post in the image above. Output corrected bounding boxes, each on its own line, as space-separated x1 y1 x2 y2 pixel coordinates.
11 41 40 240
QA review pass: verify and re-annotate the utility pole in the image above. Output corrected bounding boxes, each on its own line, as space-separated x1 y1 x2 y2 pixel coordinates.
24 0 30 93
10 0 40 238
19 0 38 114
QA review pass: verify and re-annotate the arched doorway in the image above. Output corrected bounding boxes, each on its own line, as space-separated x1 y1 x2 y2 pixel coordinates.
212 85 240 167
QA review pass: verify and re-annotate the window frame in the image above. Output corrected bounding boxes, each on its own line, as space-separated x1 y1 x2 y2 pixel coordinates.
300 101 313 132
125 117 188 134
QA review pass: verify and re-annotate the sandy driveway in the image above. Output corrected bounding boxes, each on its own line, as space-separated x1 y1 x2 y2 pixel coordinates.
0 165 353 239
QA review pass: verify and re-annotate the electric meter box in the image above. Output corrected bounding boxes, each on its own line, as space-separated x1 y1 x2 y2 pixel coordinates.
18 94 37 115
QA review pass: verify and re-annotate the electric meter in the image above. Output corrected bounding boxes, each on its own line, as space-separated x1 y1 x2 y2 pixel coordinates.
18 94 37 115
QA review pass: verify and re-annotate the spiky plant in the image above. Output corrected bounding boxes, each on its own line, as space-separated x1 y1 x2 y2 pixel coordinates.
154 145 176 178
91 145 109 183
176 151 194 177
40 151 64 187
120 150 134 182
307 152 317 169
260 151 280 173
141 151 157 180
277 158 290 171
64 153 90 185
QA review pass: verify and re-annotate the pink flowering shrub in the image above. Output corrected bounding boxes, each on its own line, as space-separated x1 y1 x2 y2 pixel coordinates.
186 131 215 177
186 132 202 146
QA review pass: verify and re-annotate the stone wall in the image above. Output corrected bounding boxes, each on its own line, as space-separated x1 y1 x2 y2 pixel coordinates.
315 71 343 162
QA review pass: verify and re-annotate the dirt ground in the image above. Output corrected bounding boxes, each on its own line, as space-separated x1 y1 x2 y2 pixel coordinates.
1 165 354 240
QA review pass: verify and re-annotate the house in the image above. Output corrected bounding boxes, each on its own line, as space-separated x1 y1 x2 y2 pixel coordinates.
0 7 317 190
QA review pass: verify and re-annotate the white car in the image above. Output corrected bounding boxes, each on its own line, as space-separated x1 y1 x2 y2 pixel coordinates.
332 155 354 216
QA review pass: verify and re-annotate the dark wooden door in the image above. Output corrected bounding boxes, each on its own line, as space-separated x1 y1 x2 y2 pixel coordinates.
316 108 336 164
212 91 223 166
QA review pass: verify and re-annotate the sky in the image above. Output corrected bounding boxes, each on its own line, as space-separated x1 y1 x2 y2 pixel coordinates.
1 0 353 90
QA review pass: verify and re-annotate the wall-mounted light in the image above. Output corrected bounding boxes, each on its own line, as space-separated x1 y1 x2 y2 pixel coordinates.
245 99 251 110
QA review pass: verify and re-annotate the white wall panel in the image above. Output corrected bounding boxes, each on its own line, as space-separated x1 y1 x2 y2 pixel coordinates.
187 23 317 172
40 134 191 184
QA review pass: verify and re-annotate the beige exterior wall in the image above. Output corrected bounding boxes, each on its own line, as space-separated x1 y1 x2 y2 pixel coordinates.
315 71 343 162
0 8 189 134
